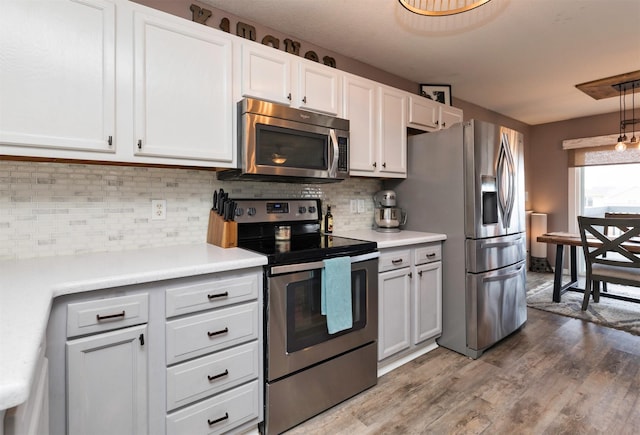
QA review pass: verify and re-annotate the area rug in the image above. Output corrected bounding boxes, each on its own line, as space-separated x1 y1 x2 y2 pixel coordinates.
526 277 640 336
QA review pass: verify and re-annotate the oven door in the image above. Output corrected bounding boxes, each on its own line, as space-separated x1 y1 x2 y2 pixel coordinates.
243 112 348 180
266 253 378 381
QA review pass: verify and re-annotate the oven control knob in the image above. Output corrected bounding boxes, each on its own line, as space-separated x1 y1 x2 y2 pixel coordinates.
298 206 307 214
247 207 256 216
308 206 316 214
235 207 244 217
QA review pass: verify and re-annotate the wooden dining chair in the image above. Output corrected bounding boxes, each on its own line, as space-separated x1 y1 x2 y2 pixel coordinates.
601 212 640 293
577 216 640 311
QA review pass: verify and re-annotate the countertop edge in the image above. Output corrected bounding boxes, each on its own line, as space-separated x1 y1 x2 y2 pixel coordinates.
0 244 267 410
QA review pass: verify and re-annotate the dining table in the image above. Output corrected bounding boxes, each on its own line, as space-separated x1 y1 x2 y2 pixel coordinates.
536 232 640 303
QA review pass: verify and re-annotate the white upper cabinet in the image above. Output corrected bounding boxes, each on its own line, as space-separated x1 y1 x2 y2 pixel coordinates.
378 85 407 177
132 8 234 163
240 42 292 106
343 74 377 174
408 95 439 131
0 0 115 154
240 41 340 115
297 60 340 115
439 104 464 129
407 93 463 132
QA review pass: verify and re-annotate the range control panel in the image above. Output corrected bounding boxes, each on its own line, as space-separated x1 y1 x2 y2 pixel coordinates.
232 199 321 224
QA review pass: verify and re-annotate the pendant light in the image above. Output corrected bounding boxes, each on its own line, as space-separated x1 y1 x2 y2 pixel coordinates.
630 83 638 147
615 85 627 151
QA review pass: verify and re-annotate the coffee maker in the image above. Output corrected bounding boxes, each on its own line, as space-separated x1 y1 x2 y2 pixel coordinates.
373 190 407 232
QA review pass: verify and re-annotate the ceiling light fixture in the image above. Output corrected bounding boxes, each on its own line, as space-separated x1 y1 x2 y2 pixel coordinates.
613 79 640 151
398 0 492 16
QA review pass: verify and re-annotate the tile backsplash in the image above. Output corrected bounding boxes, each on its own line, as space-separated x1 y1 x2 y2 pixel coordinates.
0 161 381 260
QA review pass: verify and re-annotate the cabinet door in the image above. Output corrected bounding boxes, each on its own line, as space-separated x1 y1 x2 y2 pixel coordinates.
378 268 411 360
343 75 377 174
413 261 442 344
408 95 439 131
298 61 340 115
133 10 233 163
67 324 148 435
241 42 292 105
438 105 463 130
0 0 115 153
378 86 407 177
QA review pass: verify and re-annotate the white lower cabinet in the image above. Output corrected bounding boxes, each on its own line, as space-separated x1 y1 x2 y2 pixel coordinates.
378 242 442 368
67 324 148 435
45 267 263 435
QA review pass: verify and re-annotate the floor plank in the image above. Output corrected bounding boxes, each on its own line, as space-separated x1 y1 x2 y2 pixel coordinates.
285 306 640 434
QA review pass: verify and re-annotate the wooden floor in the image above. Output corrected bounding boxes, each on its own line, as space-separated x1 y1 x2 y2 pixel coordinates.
286 308 640 434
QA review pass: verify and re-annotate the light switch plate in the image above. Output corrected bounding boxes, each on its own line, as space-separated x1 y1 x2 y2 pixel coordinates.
350 199 358 213
357 199 365 213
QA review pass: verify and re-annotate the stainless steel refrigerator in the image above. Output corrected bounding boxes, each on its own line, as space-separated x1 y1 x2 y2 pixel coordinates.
386 119 527 359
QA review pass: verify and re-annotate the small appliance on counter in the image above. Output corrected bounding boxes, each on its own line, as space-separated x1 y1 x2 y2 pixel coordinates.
373 190 407 232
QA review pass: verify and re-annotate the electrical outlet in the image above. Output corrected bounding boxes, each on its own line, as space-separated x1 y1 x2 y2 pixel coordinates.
350 199 358 213
151 199 166 220
357 199 365 213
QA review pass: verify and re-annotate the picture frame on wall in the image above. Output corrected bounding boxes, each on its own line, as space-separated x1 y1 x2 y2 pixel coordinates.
420 84 452 106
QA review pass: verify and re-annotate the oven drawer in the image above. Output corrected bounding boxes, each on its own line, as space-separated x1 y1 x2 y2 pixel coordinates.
166 302 259 365
379 249 411 272
166 341 259 411
166 380 260 435
414 243 442 265
66 293 148 338
165 271 259 318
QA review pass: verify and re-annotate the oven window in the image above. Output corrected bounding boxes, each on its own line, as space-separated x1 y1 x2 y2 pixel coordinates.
286 269 367 353
256 124 328 170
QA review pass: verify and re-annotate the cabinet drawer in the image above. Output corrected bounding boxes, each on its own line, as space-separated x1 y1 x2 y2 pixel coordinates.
414 244 442 265
166 272 259 318
166 302 259 365
166 341 259 411
66 293 148 338
379 249 411 272
166 380 260 435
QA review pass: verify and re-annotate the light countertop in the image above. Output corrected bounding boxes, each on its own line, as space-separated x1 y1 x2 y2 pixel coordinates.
336 229 446 249
0 243 267 410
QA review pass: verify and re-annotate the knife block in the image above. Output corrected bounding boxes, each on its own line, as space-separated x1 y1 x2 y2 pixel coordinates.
206 211 238 248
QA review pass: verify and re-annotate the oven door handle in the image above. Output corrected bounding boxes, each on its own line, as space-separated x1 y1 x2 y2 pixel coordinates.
269 251 379 275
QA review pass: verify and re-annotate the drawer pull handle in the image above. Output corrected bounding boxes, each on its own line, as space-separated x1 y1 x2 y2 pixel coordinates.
427 253 436 258
207 369 229 382
391 259 404 265
207 327 229 338
207 291 229 300
208 412 229 426
96 310 125 321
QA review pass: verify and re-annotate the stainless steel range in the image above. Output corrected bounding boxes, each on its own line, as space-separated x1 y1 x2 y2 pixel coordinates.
233 198 379 434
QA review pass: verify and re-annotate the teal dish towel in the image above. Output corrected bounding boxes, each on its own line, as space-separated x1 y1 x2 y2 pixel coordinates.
321 256 353 334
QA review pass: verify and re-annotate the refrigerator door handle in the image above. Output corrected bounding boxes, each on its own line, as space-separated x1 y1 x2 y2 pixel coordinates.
497 131 516 230
480 236 524 249
482 263 525 283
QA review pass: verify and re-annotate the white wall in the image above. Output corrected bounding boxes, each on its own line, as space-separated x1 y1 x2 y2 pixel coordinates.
0 161 381 260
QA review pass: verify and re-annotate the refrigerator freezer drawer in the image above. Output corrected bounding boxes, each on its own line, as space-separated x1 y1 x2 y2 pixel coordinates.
466 260 527 352
466 233 526 274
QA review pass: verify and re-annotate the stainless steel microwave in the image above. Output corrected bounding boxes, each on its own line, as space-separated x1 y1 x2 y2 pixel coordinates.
218 98 349 183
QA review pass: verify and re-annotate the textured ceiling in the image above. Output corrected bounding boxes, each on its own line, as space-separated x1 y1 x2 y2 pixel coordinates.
200 0 640 126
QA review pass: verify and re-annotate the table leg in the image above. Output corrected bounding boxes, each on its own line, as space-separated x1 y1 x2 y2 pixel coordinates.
552 244 564 302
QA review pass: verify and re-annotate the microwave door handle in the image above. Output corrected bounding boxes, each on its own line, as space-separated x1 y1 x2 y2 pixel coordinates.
328 129 339 178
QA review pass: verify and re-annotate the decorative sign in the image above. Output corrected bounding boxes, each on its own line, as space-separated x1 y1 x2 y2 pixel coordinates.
189 4 336 68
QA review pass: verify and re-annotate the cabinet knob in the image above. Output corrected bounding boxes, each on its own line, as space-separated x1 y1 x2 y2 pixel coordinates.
435 120 439 125
302 96 307 103
373 162 377 168
408 272 413 278
137 139 142 150
382 162 386 168
108 136 113 146
442 122 446 128
287 93 292 101
418 270 423 277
